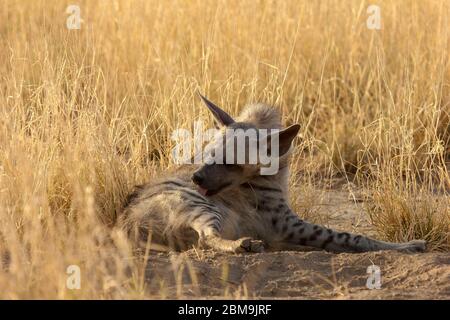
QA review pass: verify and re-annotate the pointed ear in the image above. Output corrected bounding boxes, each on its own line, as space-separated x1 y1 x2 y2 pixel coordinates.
269 124 300 156
198 92 235 127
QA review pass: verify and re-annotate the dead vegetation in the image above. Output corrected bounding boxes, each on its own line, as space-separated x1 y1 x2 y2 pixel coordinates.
0 0 448 299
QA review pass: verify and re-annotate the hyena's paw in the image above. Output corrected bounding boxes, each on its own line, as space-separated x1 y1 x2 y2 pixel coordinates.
398 240 427 253
234 237 265 253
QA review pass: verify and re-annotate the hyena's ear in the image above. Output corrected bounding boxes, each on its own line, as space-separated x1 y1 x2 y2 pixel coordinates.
269 124 300 156
198 93 235 127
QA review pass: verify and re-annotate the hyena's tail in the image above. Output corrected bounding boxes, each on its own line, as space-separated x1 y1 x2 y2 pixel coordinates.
277 210 427 253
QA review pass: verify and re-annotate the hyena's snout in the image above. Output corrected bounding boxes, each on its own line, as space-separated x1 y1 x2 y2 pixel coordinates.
192 171 204 186
192 170 214 197
191 166 235 197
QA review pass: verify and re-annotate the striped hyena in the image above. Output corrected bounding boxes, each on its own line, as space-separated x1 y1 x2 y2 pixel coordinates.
118 94 426 253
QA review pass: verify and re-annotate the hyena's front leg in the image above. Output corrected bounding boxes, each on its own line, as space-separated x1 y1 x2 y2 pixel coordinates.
272 210 426 253
189 209 264 253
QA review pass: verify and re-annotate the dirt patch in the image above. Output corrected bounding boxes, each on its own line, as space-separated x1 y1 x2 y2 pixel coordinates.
145 250 449 299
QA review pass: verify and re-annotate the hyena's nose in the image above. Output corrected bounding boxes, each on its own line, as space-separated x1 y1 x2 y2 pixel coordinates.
192 172 204 185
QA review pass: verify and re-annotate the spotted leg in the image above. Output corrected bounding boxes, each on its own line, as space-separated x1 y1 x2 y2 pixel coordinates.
272 209 426 253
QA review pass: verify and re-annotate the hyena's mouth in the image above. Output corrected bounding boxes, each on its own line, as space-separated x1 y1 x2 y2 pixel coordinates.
197 182 232 197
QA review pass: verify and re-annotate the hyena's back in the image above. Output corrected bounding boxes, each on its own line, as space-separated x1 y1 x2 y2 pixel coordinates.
119 166 263 251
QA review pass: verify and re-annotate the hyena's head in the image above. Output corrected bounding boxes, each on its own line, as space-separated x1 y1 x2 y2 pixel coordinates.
192 94 300 196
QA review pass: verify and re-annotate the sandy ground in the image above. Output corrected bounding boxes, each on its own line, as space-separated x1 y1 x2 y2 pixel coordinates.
144 190 450 299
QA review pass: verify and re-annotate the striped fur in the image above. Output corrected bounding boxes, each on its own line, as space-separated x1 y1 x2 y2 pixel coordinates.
118 101 426 254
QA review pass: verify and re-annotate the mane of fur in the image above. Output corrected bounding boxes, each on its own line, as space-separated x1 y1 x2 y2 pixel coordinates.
235 103 291 194
236 103 282 129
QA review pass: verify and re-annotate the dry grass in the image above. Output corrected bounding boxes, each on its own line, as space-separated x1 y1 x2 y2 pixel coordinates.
367 185 450 251
0 0 448 299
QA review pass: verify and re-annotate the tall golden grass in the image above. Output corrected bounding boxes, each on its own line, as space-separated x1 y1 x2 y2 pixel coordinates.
0 0 448 298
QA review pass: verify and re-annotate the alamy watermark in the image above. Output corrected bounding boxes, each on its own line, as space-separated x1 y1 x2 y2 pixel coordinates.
366 5 381 30
171 121 281 175
366 264 382 289
66 5 82 30
66 264 81 290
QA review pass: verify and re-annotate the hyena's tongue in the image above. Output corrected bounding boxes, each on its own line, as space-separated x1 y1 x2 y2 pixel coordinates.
197 187 208 196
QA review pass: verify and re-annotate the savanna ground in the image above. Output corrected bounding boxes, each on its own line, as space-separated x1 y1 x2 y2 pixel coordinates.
0 0 449 299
